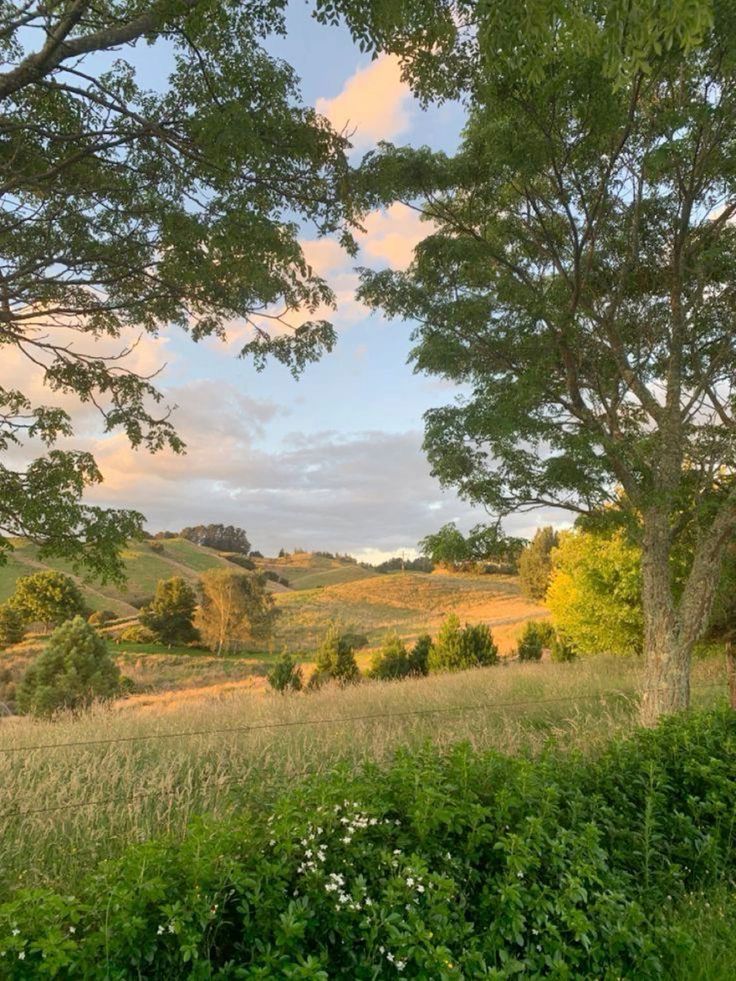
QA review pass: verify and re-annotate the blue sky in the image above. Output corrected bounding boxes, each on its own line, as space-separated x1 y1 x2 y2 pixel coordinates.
40 3 566 560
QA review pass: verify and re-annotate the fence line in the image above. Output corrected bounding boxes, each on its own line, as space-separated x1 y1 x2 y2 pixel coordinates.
0 683 725 757
0 682 728 820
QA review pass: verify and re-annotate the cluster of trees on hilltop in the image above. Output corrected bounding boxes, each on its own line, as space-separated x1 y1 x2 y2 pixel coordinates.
418 523 525 573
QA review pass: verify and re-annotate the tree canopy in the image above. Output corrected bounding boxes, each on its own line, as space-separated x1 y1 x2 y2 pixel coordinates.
0 0 367 579
357 1 736 719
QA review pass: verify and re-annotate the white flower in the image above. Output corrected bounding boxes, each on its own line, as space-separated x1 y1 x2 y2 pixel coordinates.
305 849 312 858
269 839 276 846
342 836 352 845
417 884 425 893
393 849 401 855
517 871 524 879
379 945 385 954
168 923 176 934
18 952 25 961
157 925 165 935
387 951 395 962
68 926 76 935
11 930 19 938
396 960 406 972
406 877 415 887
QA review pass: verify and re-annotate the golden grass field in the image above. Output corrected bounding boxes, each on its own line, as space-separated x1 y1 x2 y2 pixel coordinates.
0 653 728 898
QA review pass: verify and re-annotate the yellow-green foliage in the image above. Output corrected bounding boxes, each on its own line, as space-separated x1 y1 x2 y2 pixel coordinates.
546 530 643 656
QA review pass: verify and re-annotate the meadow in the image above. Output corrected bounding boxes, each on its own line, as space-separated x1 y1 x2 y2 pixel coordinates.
0 653 727 899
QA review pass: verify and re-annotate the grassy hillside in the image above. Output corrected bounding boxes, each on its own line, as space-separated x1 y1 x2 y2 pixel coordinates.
256 551 374 590
273 569 547 654
0 537 241 615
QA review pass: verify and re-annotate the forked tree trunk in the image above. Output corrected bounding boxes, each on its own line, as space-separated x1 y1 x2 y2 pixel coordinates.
640 506 731 726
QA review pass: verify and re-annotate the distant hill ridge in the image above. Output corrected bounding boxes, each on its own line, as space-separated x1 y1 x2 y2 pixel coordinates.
0 541 375 616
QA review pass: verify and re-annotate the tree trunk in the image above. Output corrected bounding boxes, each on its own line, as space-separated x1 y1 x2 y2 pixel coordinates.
640 508 690 725
727 642 736 711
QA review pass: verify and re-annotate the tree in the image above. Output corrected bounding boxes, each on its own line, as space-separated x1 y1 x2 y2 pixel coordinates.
546 530 644 658
180 525 251 555
418 523 469 568
268 651 303 693
140 577 198 645
517 621 546 662
197 569 275 655
358 4 736 721
518 528 559 602
428 614 498 673
0 0 362 580
11 570 87 630
408 633 432 676
313 622 360 685
0 603 25 648
17 616 120 717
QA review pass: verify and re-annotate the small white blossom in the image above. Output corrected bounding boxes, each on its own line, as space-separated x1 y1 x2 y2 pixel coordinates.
11 930 19 938
396 960 406 972
157 925 165 935
68 926 76 935
517 871 524 879
417 884 425 893
18 952 25 961
168 923 176 934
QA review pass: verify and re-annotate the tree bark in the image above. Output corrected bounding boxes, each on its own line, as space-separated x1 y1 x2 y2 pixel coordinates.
727 642 736 711
640 508 690 725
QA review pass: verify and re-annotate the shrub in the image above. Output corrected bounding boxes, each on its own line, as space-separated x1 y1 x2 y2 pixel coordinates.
116 624 158 645
428 614 498 672
551 634 577 662
267 651 303 693
518 526 558 600
140 577 198 645
87 609 118 627
0 603 25 648
10 570 87 630
314 622 359 685
16 617 121 717
368 632 412 680
408 633 432 676
1 711 734 977
517 620 545 661
341 626 369 650
149 541 165 554
223 554 256 570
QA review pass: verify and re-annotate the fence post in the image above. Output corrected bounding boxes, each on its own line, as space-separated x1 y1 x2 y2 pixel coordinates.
727 641 736 711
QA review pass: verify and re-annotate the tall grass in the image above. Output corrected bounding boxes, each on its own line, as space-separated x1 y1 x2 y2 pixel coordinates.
0 655 726 898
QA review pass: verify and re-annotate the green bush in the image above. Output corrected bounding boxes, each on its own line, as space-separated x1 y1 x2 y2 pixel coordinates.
0 603 25 648
516 620 546 661
267 651 303 693
428 614 498 672
368 632 412 680
551 633 577 662
1 711 734 977
16 617 121 717
116 624 158 645
408 633 431 676
87 609 118 627
313 622 360 685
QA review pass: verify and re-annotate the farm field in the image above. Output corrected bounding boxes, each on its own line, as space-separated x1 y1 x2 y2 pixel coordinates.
0 653 727 898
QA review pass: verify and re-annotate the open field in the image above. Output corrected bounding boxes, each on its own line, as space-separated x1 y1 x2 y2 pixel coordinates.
0 653 727 898
273 569 548 653
256 550 375 590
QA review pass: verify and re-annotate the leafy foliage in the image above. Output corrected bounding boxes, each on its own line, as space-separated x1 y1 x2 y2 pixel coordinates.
10 570 87 630
87 610 118 627
116 625 158 646
516 621 546 662
547 530 644 657
518 527 558 601
408 633 432 677
197 569 275 655
1 709 734 975
368 632 412 680
419 522 523 571
314 622 360 685
0 603 25 648
0 0 361 577
17 617 120 717
140 578 199 646
267 651 303 693
180 525 251 555
428 613 498 672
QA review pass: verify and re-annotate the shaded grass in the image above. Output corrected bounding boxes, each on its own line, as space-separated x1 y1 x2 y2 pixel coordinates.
667 887 736 980
0 654 726 899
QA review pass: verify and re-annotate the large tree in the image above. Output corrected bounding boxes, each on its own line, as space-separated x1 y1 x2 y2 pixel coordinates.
0 0 370 579
358 1 736 721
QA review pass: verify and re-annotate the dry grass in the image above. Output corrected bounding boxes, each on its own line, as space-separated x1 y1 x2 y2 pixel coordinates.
273 570 548 653
0 653 727 897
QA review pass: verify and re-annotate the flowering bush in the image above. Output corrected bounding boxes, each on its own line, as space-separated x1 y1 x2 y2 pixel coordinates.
0 711 734 976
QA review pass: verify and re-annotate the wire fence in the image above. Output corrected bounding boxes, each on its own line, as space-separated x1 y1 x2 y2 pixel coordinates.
0 681 728 821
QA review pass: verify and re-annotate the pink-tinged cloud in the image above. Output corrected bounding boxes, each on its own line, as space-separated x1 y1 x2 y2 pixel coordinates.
316 55 413 148
359 203 432 270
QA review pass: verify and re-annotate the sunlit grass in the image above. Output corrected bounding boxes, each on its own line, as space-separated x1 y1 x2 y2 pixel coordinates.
0 654 726 898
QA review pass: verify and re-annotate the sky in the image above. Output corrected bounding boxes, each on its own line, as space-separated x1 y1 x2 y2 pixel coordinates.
9 3 568 562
